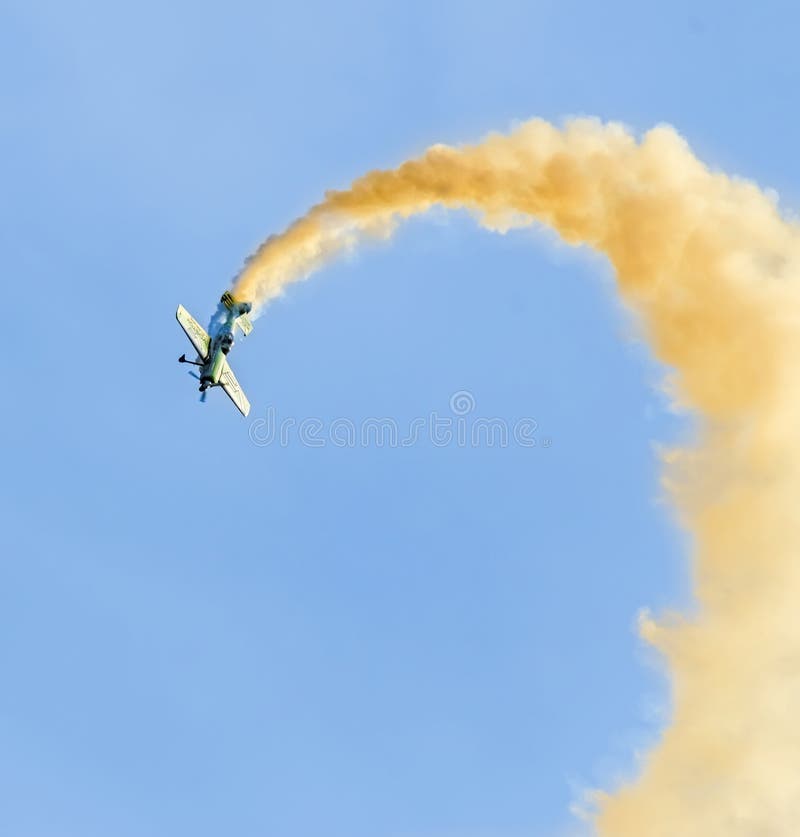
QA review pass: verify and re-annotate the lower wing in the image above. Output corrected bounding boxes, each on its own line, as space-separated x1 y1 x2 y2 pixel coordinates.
220 360 251 417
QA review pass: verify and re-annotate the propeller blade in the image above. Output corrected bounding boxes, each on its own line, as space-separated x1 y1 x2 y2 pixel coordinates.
200 390 208 403
188 371 201 381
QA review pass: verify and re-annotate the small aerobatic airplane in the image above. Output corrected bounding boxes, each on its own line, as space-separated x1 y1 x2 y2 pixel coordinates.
176 292 254 417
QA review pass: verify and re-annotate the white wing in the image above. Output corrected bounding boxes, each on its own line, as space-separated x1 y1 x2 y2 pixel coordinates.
176 305 210 360
220 360 251 417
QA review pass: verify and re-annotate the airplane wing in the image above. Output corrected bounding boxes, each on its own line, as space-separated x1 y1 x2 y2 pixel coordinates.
220 360 251 417
176 305 210 360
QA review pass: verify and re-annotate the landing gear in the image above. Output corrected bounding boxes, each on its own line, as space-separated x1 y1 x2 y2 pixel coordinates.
178 353 203 366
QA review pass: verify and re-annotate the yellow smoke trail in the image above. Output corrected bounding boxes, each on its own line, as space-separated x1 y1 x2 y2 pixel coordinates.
233 119 800 834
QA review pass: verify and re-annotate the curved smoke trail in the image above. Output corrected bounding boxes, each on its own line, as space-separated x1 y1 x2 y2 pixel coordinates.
233 119 800 834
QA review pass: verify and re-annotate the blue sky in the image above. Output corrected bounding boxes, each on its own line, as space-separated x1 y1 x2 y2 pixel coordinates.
1 1 796 835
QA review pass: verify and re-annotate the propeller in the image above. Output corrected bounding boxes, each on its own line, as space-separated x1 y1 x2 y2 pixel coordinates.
187 371 208 403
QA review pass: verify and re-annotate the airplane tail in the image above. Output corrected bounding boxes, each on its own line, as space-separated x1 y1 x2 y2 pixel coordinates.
221 291 254 337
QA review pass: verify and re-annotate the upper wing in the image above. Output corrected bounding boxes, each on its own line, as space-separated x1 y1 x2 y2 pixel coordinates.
220 360 251 417
176 305 210 360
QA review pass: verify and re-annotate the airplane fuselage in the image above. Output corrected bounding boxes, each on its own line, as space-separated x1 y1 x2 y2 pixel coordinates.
200 317 237 390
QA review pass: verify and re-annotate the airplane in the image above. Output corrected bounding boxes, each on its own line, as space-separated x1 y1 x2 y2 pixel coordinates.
176 291 254 417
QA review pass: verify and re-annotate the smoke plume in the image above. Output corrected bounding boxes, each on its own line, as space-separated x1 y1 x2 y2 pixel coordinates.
233 119 800 834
